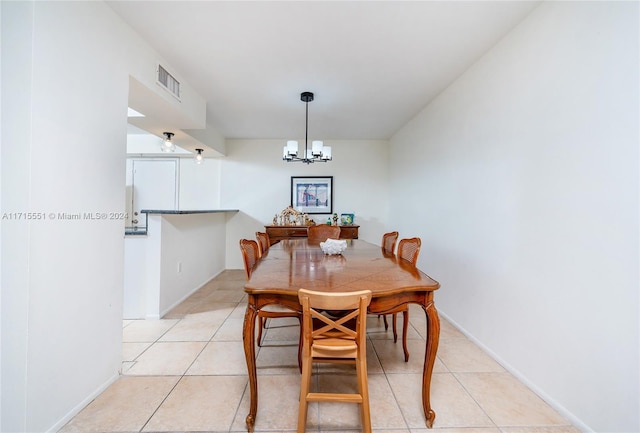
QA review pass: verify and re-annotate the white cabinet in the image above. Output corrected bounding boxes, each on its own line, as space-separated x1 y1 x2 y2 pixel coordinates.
125 158 179 230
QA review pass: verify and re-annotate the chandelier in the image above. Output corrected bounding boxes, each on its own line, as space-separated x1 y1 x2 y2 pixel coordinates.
283 92 332 164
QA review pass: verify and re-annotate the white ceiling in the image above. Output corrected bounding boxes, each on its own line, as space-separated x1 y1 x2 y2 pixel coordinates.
108 1 540 141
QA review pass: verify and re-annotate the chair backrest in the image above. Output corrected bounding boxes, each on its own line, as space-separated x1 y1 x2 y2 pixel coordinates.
255 231 270 257
298 289 372 360
239 239 260 279
397 237 421 265
381 231 399 254
307 224 341 242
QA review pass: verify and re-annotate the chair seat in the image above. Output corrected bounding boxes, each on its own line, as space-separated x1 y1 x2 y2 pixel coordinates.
259 305 299 316
312 338 357 358
261 304 295 312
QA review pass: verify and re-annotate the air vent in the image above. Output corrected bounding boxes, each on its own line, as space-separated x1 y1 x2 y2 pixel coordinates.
157 64 181 100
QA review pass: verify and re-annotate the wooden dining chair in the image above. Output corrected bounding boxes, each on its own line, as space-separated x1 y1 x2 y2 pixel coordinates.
382 231 399 255
398 237 421 264
239 239 261 280
307 224 341 242
378 231 399 330
239 239 302 361
255 231 270 258
297 289 373 433
392 237 422 362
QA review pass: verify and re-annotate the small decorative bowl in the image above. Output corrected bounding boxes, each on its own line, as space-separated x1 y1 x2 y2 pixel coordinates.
320 239 348 255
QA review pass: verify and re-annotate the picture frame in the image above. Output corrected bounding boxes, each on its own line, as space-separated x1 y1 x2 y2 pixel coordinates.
291 176 333 214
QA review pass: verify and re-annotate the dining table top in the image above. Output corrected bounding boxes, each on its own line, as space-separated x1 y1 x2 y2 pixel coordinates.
244 238 440 297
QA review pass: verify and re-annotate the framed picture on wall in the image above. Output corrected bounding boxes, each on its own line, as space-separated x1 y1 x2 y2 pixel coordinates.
291 176 333 214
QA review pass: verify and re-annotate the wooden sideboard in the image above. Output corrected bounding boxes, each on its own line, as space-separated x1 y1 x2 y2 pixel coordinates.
265 225 359 244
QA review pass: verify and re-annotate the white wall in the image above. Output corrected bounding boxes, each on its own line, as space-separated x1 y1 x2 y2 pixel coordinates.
1 1 216 431
389 2 639 432
179 157 221 209
1 2 131 431
1 2 34 428
159 213 227 315
123 234 154 318
123 212 228 319
221 139 390 269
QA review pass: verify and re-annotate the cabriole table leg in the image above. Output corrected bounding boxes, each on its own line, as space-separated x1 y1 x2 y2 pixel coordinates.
422 298 440 428
243 300 259 432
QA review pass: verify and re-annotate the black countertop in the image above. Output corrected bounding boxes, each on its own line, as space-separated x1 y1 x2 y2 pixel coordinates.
141 209 239 215
125 209 239 235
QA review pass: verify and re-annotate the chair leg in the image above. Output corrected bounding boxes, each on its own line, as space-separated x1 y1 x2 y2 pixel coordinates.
297 356 313 433
356 351 372 433
392 309 410 362
382 314 388 330
402 309 410 362
257 316 265 346
392 313 398 342
297 315 303 373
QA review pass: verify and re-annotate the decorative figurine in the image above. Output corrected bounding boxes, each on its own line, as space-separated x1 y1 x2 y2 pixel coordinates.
332 213 338 226
273 206 315 226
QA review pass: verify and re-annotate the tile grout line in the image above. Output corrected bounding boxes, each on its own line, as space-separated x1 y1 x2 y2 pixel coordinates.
369 333 413 432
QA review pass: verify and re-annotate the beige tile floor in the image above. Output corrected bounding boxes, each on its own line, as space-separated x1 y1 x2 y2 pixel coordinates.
60 270 582 433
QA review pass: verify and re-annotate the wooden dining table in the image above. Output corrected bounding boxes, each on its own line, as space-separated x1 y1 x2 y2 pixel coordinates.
242 238 441 431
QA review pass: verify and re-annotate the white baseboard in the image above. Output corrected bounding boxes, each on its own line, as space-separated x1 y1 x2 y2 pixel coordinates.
47 372 120 433
159 268 226 318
